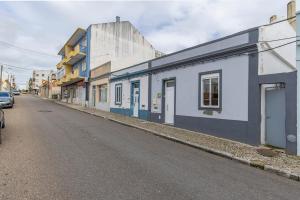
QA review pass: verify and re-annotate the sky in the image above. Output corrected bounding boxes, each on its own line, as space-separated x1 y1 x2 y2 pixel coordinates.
0 0 291 89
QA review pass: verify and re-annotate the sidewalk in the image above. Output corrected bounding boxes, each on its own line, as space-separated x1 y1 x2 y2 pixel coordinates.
54 100 300 181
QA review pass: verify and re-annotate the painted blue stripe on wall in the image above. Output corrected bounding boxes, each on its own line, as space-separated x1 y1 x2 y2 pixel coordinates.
110 108 131 116
138 110 149 120
85 25 92 79
110 108 149 120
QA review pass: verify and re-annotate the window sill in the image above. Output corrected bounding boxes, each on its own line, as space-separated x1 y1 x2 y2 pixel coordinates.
198 106 222 112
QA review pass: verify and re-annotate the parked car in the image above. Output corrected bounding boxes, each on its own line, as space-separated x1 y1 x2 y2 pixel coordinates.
0 107 5 144
12 90 20 96
0 91 14 108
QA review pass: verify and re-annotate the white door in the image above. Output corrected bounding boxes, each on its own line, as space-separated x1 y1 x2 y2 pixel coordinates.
133 84 139 117
165 80 175 124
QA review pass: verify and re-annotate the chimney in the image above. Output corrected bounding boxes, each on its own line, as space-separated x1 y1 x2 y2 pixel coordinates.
270 15 277 23
116 16 120 23
287 0 296 29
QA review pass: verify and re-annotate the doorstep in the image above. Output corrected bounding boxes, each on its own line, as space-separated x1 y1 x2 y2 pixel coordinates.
53 100 300 182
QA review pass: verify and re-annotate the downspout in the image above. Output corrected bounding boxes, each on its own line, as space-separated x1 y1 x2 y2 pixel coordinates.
296 11 300 155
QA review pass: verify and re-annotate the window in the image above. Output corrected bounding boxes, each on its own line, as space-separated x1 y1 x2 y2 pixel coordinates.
199 71 221 109
115 84 122 105
36 74 39 77
99 84 108 103
82 60 86 72
42 74 44 77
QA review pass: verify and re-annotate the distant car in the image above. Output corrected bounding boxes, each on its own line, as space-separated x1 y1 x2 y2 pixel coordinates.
12 90 20 96
0 91 14 108
0 108 5 144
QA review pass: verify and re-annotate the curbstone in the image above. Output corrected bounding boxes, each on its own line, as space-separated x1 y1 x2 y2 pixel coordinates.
52 100 300 182
249 160 265 170
289 173 300 181
264 165 292 179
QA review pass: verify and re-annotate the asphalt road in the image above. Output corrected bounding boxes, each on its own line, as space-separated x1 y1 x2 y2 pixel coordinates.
0 95 299 200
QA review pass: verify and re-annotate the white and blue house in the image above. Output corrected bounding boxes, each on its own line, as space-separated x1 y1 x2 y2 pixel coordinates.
110 15 298 154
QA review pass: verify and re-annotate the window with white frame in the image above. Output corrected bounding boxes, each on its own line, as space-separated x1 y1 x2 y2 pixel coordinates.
200 72 221 109
115 84 122 105
99 84 108 103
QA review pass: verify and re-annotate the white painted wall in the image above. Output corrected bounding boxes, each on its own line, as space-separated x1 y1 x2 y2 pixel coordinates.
71 86 85 106
33 70 53 89
151 55 249 121
258 21 296 75
89 22 157 72
110 75 149 111
89 78 110 111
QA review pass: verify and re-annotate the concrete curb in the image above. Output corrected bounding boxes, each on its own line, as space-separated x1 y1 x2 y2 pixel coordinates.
53 100 300 182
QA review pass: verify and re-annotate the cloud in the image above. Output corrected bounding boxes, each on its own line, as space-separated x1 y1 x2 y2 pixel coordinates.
0 0 291 88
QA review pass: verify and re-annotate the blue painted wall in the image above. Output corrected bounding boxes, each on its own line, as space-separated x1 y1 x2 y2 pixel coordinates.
86 26 92 79
110 108 131 116
110 108 149 120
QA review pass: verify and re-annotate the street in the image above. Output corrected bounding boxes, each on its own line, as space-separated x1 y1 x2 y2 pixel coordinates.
0 95 299 200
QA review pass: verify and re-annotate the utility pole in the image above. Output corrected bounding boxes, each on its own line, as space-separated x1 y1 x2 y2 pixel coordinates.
47 74 50 98
0 65 3 91
9 75 12 94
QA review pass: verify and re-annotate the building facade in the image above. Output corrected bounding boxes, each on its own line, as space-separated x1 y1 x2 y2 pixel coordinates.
39 73 61 99
56 28 88 105
110 17 297 154
57 17 161 107
110 62 150 120
32 70 54 94
88 18 162 111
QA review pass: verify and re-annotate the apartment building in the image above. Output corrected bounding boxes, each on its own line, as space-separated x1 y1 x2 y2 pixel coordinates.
32 69 54 94
56 17 162 107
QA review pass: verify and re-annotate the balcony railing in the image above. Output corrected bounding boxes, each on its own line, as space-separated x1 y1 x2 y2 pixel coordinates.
64 44 86 65
61 75 71 83
57 43 86 71
56 79 63 86
70 68 80 80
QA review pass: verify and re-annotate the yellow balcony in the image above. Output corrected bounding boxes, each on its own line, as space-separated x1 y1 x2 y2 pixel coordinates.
56 58 68 69
64 44 86 65
70 68 80 80
56 60 63 69
56 79 63 86
61 75 71 83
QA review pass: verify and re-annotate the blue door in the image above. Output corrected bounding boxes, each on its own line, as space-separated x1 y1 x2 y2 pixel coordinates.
265 88 286 148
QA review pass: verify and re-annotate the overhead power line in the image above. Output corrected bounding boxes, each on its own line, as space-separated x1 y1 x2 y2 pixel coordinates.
0 40 58 58
0 40 297 75
259 36 299 43
252 40 297 54
0 62 39 71
263 16 296 26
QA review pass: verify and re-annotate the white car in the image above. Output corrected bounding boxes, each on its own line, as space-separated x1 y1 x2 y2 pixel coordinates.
12 90 20 96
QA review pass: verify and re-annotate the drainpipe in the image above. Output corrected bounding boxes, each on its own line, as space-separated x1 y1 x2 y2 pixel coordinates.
85 78 89 107
297 11 300 155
